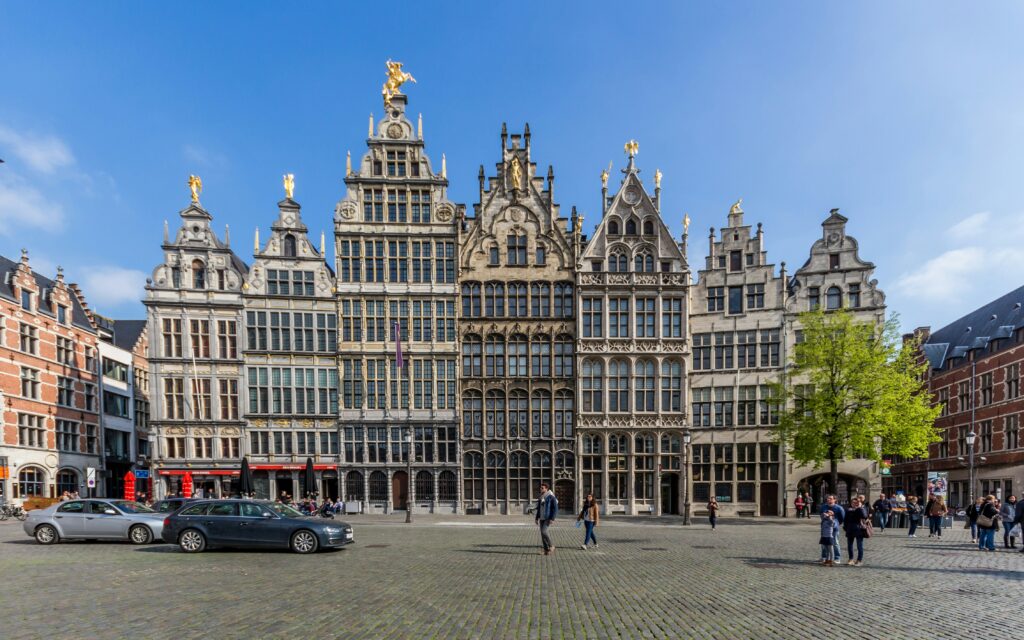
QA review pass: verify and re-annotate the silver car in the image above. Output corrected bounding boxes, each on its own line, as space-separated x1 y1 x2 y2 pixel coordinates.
23 499 166 545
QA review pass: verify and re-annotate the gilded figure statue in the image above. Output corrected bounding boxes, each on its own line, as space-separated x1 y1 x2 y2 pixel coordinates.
730 198 743 215
654 169 662 188
624 139 639 157
283 173 295 199
601 161 611 187
188 174 203 203
382 60 416 106
510 156 523 190
683 213 691 234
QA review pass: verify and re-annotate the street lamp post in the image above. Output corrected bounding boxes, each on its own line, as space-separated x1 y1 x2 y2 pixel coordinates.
405 427 413 524
683 430 692 526
966 430 977 506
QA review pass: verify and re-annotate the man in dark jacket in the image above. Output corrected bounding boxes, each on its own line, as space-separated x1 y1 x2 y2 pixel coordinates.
535 482 558 555
821 494 845 563
872 494 891 533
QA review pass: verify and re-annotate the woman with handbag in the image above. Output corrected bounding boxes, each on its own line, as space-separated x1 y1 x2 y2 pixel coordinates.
576 494 599 550
977 495 1000 552
843 496 869 566
906 496 922 537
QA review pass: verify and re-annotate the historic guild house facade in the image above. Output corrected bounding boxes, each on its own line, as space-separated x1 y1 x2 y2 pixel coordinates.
145 70 891 516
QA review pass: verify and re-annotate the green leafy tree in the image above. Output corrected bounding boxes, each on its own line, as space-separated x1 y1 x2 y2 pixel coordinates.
772 309 941 495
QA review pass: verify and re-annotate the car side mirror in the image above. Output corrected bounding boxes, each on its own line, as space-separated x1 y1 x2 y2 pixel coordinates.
263 513 276 519
104 509 117 515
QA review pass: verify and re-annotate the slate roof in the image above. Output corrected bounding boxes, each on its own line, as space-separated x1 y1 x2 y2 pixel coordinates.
0 254 96 333
923 283 1024 370
110 319 147 352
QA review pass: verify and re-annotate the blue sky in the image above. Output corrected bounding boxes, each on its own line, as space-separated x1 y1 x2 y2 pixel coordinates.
2 2 1023 332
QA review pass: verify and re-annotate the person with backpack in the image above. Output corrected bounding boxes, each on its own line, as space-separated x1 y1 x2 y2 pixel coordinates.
534 482 558 555
576 493 599 550
872 493 891 533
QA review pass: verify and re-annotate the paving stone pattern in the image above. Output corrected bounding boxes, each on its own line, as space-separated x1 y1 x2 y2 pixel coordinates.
3 516 1021 639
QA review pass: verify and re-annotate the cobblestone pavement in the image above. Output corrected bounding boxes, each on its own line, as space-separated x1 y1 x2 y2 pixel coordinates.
3 515 1021 640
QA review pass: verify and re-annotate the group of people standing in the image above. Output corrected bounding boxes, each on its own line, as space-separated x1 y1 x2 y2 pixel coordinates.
818 494 872 566
965 494 1023 552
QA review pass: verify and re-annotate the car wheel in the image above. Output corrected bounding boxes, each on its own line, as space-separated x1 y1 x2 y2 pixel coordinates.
178 529 206 553
35 524 59 545
129 525 153 545
290 529 318 554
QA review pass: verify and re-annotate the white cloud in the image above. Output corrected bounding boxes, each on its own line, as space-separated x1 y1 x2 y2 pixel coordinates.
0 174 65 234
0 126 75 173
183 144 228 169
77 266 147 309
946 211 990 241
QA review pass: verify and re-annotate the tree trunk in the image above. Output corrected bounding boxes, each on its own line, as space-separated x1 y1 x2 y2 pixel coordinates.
829 457 839 497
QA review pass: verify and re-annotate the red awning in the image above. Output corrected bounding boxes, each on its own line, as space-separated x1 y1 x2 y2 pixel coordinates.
158 469 240 476
251 464 335 471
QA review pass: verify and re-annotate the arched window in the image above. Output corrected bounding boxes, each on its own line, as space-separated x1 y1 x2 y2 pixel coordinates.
555 450 575 472
532 450 552 487
609 252 628 273
531 335 551 377
531 389 552 437
345 471 364 502
438 470 457 502
554 336 574 377
485 335 505 377
485 389 506 438
608 219 620 235
626 219 637 235
643 220 654 235
56 469 78 496
634 359 655 411
609 359 630 412
554 282 573 317
531 283 551 317
368 471 388 502
661 360 683 412
661 434 681 470
508 282 528 317
582 359 603 411
554 390 574 438
507 234 527 266
510 451 529 500
16 466 46 498
415 470 434 501
508 335 528 377
486 451 507 501
635 252 654 273
582 435 603 499
462 390 482 438
461 283 481 317
634 433 656 500
826 286 842 310
283 234 297 257
608 434 628 501
192 259 206 289
463 452 484 503
509 389 528 437
462 334 482 377
485 283 505 317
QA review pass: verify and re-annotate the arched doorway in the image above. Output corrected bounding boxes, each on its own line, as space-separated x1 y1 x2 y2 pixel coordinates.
661 473 679 515
554 479 575 513
392 471 409 510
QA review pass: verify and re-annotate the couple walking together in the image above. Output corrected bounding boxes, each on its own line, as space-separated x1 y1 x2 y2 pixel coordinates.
534 483 599 555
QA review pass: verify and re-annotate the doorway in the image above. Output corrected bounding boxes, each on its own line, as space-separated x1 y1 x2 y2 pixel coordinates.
661 473 679 515
554 479 575 514
392 471 409 510
275 473 294 502
760 482 779 516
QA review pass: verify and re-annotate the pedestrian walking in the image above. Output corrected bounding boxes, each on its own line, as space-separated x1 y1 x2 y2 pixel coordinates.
872 493 891 533
927 496 947 538
843 496 869 566
534 482 558 556
577 493 599 550
819 509 837 566
821 494 845 563
977 495 1000 552
999 495 1017 548
707 497 719 530
965 497 983 543
906 496 922 537
794 494 805 519
805 493 815 519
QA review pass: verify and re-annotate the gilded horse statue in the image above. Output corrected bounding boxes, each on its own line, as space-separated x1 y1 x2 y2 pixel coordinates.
382 60 416 106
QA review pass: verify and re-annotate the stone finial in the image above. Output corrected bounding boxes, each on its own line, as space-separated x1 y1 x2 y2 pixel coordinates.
56 265 64 283
20 248 29 263
368 113 374 138
320 231 326 257
163 220 170 243
346 151 352 176
225 224 231 247
254 227 260 254
441 154 447 179
417 113 423 139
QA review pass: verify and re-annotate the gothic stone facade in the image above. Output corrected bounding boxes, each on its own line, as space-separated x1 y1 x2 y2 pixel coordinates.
459 125 578 514
576 155 690 515
334 93 462 514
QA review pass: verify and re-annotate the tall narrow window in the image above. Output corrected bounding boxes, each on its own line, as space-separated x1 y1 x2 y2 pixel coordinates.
826 286 842 310
582 359 603 412
192 259 206 289
283 234 296 257
507 234 527 266
609 359 629 412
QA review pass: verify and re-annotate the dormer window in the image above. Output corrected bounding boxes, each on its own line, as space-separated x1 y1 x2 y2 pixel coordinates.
826 286 842 310
536 245 546 266
609 252 627 273
489 247 500 266
730 251 742 272
20 290 32 311
507 234 527 266
608 220 620 235
57 305 67 325
830 253 840 270
283 234 297 258
626 219 637 235
192 259 206 289
643 220 654 235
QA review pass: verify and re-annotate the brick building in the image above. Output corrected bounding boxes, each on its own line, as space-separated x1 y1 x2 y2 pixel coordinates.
887 285 1024 508
0 251 102 502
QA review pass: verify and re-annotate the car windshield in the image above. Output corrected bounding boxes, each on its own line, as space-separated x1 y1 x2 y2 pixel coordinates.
266 502 304 518
108 500 155 514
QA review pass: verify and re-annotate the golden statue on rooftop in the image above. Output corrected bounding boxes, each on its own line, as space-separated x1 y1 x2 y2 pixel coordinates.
601 161 611 187
382 60 416 106
510 156 523 190
683 213 691 234
654 169 663 188
283 173 295 199
730 198 744 215
624 139 639 158
188 174 203 203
